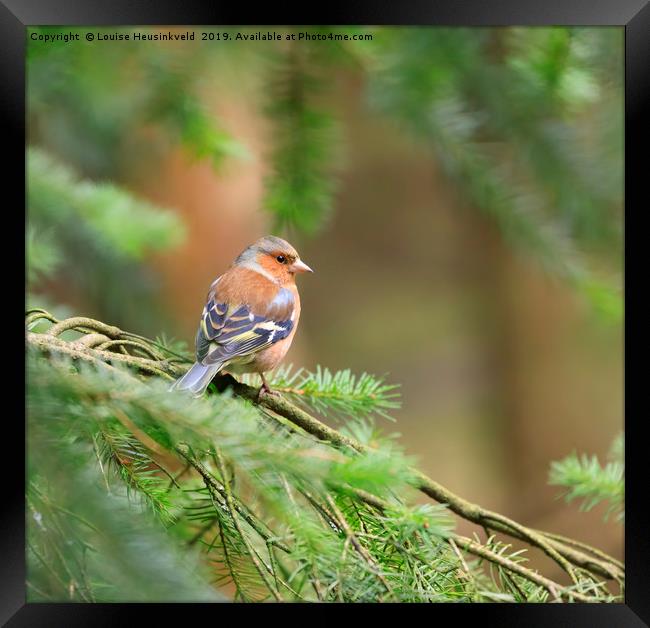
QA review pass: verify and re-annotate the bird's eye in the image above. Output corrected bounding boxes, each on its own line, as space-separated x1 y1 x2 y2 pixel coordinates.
276 255 286 264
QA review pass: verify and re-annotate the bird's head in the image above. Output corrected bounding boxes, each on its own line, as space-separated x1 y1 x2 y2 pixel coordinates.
234 235 313 286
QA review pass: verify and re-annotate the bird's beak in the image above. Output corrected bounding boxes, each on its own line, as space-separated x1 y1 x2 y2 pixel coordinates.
291 259 313 274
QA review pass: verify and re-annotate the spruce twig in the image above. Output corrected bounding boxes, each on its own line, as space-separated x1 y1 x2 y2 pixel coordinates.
26 312 624 600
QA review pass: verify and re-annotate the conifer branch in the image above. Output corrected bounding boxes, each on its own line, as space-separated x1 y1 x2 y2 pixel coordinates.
343 485 601 602
324 493 396 600
549 450 624 522
213 448 282 601
26 311 624 600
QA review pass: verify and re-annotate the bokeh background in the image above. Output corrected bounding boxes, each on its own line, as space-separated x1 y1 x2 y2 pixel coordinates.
27 26 623 577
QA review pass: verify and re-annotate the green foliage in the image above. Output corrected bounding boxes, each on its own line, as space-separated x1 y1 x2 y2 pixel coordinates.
27 26 248 333
26 224 62 284
25 344 485 602
27 148 185 331
577 277 623 325
27 382 223 602
27 26 622 328
29 148 183 259
153 333 193 361
481 535 550 603
26 313 623 602
28 27 247 177
548 434 624 522
93 425 180 526
27 472 223 602
25 26 624 603
263 43 339 236
364 27 622 323
609 432 623 463
244 364 401 422
144 55 250 167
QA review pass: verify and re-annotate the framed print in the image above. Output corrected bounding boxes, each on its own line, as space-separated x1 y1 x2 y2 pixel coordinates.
4 0 648 624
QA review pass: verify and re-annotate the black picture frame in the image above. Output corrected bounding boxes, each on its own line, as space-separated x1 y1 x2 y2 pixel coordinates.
5 1 648 624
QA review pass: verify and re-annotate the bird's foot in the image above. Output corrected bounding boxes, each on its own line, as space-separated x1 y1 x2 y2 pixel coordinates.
257 376 279 402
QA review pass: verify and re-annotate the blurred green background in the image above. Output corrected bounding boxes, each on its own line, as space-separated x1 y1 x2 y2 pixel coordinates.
27 26 623 575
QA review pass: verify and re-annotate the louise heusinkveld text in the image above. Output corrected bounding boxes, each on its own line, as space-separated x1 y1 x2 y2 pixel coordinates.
29 30 373 44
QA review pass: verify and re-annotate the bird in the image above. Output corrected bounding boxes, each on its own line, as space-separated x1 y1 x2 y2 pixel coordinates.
170 235 313 397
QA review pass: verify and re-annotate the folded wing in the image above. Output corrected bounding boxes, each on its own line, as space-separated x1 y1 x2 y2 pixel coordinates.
195 277 295 366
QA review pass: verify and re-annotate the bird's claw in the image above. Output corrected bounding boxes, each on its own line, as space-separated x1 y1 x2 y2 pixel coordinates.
257 382 279 403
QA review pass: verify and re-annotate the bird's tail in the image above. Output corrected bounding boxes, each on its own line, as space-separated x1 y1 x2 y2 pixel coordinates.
169 362 223 397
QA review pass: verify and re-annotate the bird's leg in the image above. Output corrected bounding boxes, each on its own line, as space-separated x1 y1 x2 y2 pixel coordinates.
258 372 279 402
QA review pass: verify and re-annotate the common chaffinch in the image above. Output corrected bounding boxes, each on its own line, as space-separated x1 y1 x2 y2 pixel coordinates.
171 235 313 397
